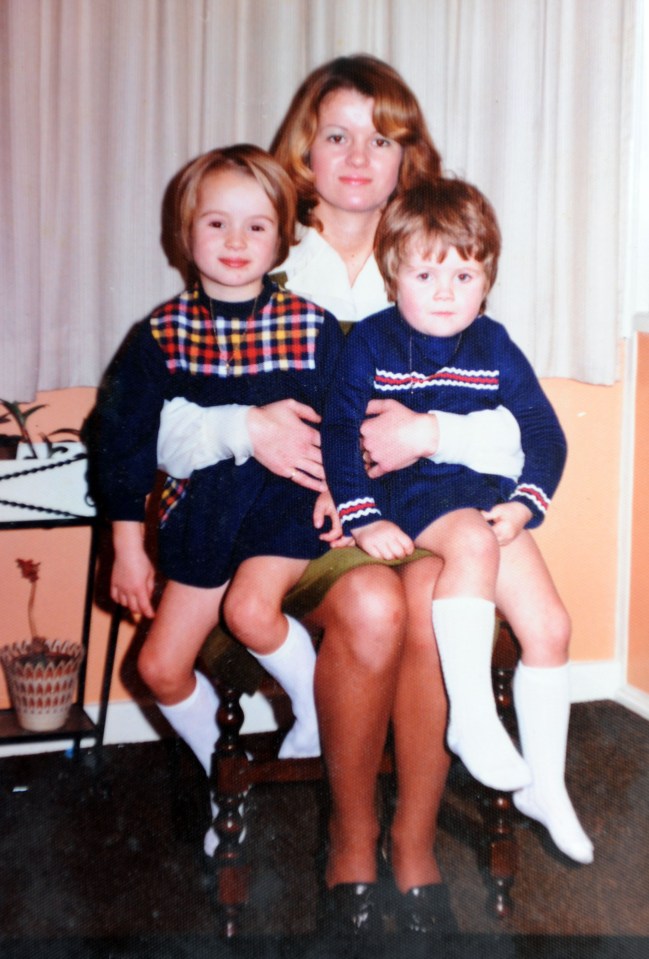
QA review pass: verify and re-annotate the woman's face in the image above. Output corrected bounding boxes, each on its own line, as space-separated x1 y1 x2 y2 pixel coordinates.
309 88 403 219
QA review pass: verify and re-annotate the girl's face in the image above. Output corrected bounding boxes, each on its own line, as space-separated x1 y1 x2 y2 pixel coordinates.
396 240 488 338
191 168 279 301
309 88 403 220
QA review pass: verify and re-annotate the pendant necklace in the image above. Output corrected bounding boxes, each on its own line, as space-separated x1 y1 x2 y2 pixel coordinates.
209 292 260 373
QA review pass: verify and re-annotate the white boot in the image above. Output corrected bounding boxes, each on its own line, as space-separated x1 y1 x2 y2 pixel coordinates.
157 671 226 856
513 662 594 864
251 615 320 759
432 597 531 791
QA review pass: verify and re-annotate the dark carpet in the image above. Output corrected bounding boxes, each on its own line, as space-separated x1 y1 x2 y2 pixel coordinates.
0 700 647 958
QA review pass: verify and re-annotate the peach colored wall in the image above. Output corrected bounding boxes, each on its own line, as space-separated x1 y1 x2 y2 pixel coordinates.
0 374 627 710
628 334 649 693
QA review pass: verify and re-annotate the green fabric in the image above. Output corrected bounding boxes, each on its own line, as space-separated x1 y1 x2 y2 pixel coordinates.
198 545 431 695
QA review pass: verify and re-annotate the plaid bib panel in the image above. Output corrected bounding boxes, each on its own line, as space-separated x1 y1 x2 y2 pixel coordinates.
150 286 320 378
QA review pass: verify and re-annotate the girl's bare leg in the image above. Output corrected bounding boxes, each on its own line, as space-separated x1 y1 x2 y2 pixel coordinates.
224 556 319 757
137 580 228 789
496 532 593 863
391 556 451 892
307 564 406 888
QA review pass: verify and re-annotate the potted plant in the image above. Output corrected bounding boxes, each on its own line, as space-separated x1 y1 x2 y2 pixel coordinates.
0 400 94 521
0 398 81 460
0 559 85 731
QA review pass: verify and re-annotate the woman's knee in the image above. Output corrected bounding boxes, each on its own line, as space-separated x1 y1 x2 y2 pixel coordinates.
318 566 406 669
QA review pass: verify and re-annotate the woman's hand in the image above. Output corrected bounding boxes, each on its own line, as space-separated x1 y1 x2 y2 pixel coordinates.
353 519 414 560
313 488 353 548
481 502 532 546
110 521 156 617
360 399 439 477
248 399 326 491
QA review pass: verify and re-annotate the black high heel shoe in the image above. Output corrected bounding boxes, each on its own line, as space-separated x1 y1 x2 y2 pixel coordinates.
395 883 458 934
323 882 382 935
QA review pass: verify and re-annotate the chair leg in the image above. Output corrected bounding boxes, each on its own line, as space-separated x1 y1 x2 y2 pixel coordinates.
482 620 519 918
212 683 250 938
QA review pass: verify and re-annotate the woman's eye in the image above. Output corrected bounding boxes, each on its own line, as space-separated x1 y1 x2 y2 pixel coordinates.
327 134 345 144
373 136 392 148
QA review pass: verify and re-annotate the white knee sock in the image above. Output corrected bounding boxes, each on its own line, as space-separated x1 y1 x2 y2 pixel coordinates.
250 615 320 759
157 671 224 857
513 662 594 864
432 597 531 791
157 670 220 776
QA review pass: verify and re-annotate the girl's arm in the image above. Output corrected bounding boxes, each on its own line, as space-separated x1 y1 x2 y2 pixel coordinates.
110 520 156 617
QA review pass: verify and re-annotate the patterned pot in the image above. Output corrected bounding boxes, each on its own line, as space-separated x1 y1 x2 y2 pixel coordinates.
0 639 85 732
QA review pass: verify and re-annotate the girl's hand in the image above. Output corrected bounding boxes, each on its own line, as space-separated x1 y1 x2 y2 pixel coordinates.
248 399 325 491
481 502 533 546
361 399 439 477
353 519 414 560
111 522 156 617
313 489 353 548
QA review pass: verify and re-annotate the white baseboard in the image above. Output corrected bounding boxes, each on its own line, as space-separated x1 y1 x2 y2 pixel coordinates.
568 659 624 703
0 660 640 759
0 691 279 758
615 683 649 721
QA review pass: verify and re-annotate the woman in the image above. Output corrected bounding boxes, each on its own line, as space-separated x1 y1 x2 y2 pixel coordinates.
157 55 523 933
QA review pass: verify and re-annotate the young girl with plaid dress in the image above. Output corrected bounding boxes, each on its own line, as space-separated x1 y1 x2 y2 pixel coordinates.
96 145 344 775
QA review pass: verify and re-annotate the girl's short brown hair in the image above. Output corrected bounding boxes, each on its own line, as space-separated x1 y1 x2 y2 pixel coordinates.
270 54 443 226
174 144 297 275
375 178 502 306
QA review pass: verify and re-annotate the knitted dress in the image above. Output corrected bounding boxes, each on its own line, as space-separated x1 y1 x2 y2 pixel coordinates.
96 276 343 587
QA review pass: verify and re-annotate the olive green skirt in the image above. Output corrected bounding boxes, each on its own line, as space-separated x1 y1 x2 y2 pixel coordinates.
198 545 431 694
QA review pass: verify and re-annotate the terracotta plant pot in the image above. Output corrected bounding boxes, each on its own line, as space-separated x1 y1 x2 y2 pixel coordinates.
0 638 85 732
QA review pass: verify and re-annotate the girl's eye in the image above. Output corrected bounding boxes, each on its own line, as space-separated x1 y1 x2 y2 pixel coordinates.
208 219 224 229
250 224 266 232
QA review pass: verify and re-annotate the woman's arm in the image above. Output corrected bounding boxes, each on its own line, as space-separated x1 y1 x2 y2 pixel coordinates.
360 401 524 479
157 396 326 491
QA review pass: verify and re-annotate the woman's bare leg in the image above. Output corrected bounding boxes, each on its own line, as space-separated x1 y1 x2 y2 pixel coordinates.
307 563 406 888
390 555 451 892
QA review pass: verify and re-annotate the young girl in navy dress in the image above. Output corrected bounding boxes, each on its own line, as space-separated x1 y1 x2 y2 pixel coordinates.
97 145 344 789
322 178 593 863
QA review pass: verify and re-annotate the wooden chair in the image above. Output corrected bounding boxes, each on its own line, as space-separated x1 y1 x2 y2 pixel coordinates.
208 616 520 937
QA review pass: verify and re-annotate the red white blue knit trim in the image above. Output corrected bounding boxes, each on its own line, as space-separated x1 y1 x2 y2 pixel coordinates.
338 497 382 527
374 367 499 392
512 483 550 515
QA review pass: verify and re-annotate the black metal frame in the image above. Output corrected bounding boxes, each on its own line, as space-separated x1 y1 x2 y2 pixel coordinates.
0 516 119 757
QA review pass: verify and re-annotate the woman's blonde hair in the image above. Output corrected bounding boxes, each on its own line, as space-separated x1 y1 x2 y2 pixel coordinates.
375 178 501 308
271 54 442 226
175 144 297 275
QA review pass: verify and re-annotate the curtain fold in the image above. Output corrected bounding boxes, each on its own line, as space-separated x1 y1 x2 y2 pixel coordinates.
0 0 638 398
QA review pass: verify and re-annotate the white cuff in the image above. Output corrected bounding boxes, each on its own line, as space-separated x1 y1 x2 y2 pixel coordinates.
157 397 252 478
431 405 524 479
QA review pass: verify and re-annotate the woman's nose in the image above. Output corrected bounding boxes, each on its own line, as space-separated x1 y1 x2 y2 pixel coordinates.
346 140 369 166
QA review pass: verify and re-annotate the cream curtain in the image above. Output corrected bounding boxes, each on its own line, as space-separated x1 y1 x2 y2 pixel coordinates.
0 0 639 398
